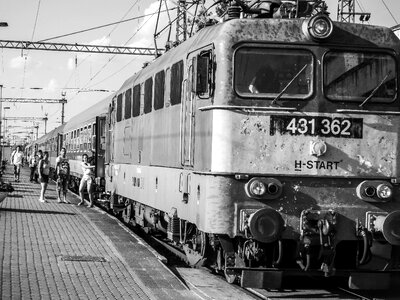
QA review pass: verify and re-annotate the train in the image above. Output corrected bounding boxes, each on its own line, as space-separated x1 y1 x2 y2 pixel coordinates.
25 0 400 290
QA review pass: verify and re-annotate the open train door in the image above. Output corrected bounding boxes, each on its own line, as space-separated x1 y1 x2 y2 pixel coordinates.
105 101 115 165
95 115 106 179
57 133 63 154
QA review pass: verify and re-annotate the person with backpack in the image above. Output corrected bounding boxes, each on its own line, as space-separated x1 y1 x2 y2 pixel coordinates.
55 147 70 204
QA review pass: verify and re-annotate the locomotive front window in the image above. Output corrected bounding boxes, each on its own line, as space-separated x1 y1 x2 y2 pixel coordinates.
324 51 397 102
234 48 313 98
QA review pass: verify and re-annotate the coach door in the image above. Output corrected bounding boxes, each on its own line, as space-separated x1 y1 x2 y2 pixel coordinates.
57 133 63 153
95 116 106 178
105 99 115 164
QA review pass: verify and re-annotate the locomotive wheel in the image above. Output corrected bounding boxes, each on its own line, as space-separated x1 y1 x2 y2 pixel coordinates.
217 247 239 284
122 203 132 224
184 230 208 267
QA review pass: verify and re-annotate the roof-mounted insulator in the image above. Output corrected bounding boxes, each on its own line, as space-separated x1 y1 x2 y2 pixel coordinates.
227 5 241 20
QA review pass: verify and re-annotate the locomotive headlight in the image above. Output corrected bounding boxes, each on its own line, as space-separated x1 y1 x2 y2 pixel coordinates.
364 186 376 197
303 14 333 41
377 184 393 199
357 181 393 202
249 180 267 196
245 177 283 200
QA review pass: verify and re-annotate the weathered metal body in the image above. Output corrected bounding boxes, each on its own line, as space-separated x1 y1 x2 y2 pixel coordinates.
104 16 400 288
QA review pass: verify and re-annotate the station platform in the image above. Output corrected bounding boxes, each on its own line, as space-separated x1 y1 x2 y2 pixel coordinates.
0 165 211 299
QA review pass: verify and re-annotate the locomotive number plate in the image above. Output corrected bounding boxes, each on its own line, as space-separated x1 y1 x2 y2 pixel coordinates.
270 115 363 138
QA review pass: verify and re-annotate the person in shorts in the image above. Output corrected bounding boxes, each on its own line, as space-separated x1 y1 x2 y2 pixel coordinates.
38 151 50 203
55 147 70 203
78 153 95 207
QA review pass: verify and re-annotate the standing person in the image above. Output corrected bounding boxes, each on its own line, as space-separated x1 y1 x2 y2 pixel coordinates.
37 151 50 203
55 147 70 204
28 151 38 182
34 150 43 183
78 153 95 207
11 146 24 182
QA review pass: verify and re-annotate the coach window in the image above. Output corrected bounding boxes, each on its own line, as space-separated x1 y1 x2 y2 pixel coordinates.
171 60 183 105
234 48 313 99
116 93 123 122
125 88 132 119
324 51 396 103
132 84 140 117
154 70 165 110
144 78 153 114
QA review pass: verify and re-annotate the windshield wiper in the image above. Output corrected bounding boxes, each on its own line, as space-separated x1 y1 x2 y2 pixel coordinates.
271 64 308 106
359 71 392 107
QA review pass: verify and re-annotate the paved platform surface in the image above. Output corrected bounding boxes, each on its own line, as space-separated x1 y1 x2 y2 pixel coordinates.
0 165 202 300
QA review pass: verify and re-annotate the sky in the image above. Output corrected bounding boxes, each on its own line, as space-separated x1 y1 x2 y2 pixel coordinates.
0 0 399 145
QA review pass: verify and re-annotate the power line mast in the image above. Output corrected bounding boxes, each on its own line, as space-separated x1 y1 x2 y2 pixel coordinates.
176 0 188 43
338 0 355 22
0 97 66 127
337 0 370 23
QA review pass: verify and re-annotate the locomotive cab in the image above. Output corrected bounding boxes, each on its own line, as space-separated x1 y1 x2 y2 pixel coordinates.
188 9 400 289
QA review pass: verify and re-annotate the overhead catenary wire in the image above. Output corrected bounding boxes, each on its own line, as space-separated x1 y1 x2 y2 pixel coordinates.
62 0 141 90
67 1 163 104
355 0 370 24
52 0 158 121
21 0 42 97
381 0 398 25
38 7 177 42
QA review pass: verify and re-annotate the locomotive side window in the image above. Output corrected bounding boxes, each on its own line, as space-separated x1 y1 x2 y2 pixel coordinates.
234 48 313 99
324 51 397 103
154 70 165 110
124 88 132 119
171 60 184 105
144 77 153 114
165 68 171 107
132 84 140 117
193 50 213 98
116 93 123 122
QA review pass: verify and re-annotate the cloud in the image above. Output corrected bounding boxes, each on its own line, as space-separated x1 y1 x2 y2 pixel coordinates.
9 55 44 70
67 57 75 70
9 56 29 69
88 36 111 46
129 1 173 48
45 79 59 92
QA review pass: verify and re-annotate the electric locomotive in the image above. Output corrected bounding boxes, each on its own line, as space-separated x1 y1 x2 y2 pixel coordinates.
25 0 399 290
